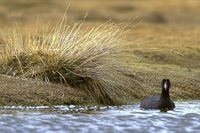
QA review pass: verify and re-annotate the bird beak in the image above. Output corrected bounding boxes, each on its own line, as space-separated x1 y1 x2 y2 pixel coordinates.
164 83 168 91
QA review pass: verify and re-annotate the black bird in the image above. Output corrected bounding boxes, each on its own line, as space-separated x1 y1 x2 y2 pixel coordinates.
140 79 175 110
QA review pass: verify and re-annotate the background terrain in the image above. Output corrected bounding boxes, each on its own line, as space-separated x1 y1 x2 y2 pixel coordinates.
0 0 199 105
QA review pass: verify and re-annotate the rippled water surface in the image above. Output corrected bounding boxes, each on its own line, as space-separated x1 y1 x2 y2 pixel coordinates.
0 101 200 133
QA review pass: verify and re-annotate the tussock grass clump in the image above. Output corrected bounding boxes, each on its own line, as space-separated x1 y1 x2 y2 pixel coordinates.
0 21 135 105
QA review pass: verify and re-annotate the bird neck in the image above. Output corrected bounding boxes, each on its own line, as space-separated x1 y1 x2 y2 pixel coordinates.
161 89 170 99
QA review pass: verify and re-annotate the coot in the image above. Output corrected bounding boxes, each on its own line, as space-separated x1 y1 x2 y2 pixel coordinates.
140 79 175 110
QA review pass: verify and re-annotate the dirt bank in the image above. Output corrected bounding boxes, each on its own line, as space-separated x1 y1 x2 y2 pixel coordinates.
0 74 95 106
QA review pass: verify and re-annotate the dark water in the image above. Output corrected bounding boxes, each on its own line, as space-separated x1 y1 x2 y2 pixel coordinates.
0 101 199 133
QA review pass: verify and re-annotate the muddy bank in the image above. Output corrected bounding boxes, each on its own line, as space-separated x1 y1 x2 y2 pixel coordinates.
0 74 95 106
0 71 199 106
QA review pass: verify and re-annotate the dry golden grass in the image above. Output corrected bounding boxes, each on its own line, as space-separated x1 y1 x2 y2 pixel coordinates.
0 19 137 105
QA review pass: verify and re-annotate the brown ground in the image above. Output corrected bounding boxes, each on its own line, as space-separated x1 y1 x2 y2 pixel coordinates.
0 74 94 106
0 0 200 105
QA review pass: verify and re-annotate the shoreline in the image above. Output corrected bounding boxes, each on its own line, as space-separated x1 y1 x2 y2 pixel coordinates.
0 74 95 106
0 74 199 106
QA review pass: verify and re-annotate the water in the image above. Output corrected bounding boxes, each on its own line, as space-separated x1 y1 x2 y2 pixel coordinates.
0 101 199 133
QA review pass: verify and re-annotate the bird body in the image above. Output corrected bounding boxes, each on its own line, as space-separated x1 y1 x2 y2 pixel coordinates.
140 79 175 110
